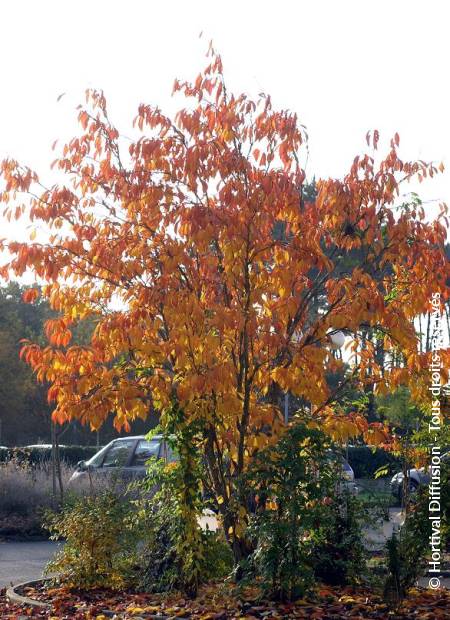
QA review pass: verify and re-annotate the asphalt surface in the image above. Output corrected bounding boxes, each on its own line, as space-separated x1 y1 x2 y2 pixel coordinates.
0 541 61 588
0 531 448 591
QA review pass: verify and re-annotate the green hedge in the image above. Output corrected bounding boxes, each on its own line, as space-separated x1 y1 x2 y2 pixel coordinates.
0 445 100 466
345 446 402 479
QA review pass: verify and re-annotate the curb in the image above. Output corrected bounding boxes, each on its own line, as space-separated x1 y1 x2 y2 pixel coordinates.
6 579 51 609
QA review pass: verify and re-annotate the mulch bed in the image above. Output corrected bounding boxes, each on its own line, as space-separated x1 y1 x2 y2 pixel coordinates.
1 581 450 619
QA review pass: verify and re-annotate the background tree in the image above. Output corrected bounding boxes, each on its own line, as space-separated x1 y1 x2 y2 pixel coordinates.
376 387 422 435
1 49 449 559
0 282 52 445
0 282 153 445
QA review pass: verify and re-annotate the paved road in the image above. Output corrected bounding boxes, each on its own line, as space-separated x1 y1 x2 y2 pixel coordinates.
0 541 61 588
0 538 448 592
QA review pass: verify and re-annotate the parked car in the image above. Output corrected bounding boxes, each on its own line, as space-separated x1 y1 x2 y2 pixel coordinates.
327 451 359 494
68 434 176 489
68 435 358 499
390 451 449 502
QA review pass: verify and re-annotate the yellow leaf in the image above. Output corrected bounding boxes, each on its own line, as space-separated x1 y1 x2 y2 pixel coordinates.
127 607 145 615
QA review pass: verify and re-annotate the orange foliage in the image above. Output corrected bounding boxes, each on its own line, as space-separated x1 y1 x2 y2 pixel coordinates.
1 48 449 461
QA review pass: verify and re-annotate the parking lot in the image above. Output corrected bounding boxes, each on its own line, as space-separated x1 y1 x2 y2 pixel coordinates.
0 541 61 588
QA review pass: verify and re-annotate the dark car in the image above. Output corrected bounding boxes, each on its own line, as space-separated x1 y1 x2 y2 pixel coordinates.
68 434 176 489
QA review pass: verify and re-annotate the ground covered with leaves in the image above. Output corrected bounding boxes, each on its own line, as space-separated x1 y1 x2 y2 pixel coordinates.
1 582 449 619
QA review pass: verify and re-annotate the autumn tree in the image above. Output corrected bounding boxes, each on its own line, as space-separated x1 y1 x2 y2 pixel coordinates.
1 48 449 561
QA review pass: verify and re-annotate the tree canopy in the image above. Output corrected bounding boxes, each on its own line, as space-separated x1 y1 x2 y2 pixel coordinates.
1 48 449 480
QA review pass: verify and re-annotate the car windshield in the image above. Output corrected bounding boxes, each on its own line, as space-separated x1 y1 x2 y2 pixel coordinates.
131 439 161 466
102 439 136 468
85 443 110 467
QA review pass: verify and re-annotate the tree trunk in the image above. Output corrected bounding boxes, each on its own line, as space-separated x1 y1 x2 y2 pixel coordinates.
51 422 57 509
55 433 64 504
51 421 64 507
222 510 254 575
204 424 255 571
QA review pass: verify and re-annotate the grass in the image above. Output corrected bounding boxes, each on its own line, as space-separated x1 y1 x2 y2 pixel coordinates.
0 455 127 537
0 456 74 537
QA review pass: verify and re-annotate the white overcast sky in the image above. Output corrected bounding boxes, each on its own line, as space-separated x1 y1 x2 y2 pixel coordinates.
0 0 449 243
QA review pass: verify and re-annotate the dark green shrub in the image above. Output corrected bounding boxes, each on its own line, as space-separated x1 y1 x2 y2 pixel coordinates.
346 446 401 479
203 528 234 579
382 487 431 605
133 496 182 594
313 491 366 586
383 453 450 605
244 423 335 601
58 445 101 464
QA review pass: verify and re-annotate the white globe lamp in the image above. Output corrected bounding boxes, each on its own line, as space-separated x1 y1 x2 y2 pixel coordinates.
327 330 346 350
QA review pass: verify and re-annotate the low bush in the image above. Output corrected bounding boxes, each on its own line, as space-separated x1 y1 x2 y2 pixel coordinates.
383 493 430 606
44 450 233 593
383 457 449 606
136 494 232 594
44 491 140 590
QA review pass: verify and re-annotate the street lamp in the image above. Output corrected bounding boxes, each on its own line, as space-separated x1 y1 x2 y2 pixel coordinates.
327 329 346 350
